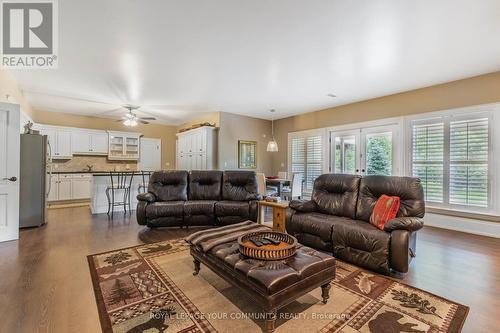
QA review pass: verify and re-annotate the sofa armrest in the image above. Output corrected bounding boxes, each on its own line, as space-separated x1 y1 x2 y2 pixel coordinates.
137 192 156 203
289 200 317 213
384 217 424 232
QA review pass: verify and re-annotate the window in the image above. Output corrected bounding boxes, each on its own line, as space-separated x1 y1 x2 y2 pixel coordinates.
289 130 325 194
410 114 491 211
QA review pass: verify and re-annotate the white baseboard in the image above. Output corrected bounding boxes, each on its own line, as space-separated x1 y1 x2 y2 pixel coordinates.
425 213 500 238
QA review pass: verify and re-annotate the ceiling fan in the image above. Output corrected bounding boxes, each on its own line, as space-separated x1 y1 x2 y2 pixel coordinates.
117 105 156 127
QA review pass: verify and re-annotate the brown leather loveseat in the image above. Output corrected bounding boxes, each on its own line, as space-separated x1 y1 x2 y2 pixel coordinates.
286 174 425 275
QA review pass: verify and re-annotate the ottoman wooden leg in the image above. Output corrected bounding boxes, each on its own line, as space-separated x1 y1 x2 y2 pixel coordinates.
264 309 277 333
321 282 332 304
193 259 201 276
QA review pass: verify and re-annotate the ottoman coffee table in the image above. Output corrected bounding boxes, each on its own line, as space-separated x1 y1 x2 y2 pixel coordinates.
188 235 336 332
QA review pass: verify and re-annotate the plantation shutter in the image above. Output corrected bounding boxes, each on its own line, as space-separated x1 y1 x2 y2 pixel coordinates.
305 136 322 192
449 118 489 207
289 131 324 195
411 122 444 203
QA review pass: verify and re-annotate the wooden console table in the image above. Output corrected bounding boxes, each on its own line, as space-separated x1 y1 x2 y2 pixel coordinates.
258 200 289 232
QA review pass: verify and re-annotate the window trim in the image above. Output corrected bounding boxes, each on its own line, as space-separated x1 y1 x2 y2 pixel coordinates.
405 105 498 215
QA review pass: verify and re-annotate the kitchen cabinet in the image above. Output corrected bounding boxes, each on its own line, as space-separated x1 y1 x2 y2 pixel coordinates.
48 176 58 201
176 126 216 170
48 174 92 201
37 125 73 159
108 131 141 160
72 130 108 155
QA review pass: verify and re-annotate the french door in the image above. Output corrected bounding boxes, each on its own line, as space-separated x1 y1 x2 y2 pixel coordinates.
330 124 400 176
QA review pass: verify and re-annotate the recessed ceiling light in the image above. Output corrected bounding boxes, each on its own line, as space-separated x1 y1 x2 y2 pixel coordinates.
327 93 336 98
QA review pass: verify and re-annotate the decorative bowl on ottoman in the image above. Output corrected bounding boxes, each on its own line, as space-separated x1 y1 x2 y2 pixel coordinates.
238 231 297 260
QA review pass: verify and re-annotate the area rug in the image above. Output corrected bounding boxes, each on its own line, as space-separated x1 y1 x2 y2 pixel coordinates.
88 239 468 333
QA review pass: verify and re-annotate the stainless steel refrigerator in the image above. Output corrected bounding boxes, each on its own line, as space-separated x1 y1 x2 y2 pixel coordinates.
19 133 51 228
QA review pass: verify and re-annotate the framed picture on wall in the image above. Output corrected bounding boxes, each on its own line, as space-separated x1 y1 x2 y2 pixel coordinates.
238 140 257 169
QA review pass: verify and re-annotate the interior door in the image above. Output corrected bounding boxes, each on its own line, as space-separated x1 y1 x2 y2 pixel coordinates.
0 102 20 242
330 130 360 174
139 138 161 171
360 125 400 176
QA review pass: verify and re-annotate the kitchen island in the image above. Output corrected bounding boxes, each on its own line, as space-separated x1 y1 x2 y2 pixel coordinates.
90 172 150 214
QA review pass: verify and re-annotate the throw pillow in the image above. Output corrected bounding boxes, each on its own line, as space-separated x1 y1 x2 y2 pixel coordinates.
370 195 400 230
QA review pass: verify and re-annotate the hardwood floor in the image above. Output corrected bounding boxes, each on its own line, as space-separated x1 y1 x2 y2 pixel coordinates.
0 206 498 333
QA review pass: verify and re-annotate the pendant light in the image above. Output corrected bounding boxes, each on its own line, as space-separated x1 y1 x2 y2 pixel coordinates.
267 109 279 152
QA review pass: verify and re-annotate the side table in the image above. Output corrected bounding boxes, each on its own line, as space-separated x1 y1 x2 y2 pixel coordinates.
258 200 289 232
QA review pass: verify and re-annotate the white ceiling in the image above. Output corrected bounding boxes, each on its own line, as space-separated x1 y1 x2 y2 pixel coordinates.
11 0 500 125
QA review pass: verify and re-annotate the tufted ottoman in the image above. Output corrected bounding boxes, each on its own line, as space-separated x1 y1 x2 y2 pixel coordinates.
190 240 336 332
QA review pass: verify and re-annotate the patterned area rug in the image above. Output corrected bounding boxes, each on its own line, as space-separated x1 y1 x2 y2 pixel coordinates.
88 239 468 333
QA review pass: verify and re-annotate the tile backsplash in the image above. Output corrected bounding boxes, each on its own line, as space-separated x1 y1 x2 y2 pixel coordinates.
52 155 138 172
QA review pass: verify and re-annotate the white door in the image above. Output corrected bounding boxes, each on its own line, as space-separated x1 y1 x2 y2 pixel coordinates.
139 138 161 171
330 124 400 176
0 102 20 242
91 132 108 154
330 130 360 174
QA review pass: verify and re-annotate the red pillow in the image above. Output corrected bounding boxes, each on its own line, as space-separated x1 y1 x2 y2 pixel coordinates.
370 195 400 230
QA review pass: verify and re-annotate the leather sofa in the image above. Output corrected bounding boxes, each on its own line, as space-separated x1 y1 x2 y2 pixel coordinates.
286 174 425 275
136 170 260 228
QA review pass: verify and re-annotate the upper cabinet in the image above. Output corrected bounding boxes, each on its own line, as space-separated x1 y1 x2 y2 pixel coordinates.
72 130 108 155
177 126 217 170
108 131 141 160
36 125 73 159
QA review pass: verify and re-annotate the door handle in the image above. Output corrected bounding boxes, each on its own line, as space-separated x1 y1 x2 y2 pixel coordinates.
3 176 17 182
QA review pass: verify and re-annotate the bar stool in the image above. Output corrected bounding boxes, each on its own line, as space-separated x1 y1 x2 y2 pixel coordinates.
106 171 134 217
138 171 152 194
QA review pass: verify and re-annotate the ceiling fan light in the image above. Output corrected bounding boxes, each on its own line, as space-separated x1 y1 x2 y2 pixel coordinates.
130 118 138 127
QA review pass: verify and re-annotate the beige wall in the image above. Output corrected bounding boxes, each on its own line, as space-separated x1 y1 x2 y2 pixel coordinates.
0 69 35 119
218 112 273 175
272 71 500 174
32 110 178 169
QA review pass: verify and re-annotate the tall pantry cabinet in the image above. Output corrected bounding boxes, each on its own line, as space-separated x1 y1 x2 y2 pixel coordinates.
176 126 217 170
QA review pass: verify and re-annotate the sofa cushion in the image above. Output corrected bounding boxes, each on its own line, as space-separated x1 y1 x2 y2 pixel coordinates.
356 176 425 222
312 174 361 219
331 218 391 274
215 201 249 217
145 201 184 219
148 171 188 201
184 200 216 216
189 171 222 200
222 171 259 201
288 212 346 243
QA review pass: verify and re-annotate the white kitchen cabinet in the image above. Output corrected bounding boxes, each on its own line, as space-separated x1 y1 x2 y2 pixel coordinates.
91 132 109 154
36 125 73 159
48 176 58 201
72 130 108 155
176 126 216 170
47 174 93 202
72 174 92 199
58 175 73 200
108 131 141 160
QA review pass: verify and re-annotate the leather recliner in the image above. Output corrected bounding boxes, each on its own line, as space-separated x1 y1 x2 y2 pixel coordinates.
286 174 425 275
136 170 260 228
